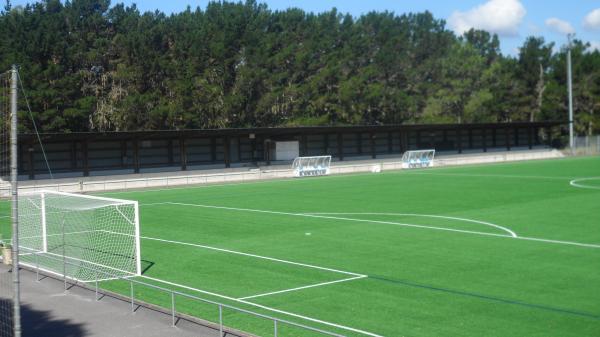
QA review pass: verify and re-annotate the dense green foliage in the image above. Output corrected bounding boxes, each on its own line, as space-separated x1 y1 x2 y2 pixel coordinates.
1 0 599 133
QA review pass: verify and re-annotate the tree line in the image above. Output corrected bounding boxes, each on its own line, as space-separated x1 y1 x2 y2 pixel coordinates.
1 0 599 135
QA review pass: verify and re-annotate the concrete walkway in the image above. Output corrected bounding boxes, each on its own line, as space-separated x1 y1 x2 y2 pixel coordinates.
12 265 238 337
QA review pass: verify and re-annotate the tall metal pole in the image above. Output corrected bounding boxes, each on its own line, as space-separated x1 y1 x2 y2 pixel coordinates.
567 34 574 153
10 65 22 337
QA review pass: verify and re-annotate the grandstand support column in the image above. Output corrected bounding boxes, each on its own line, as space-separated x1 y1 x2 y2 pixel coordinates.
468 129 473 149
506 127 511 151
120 140 127 168
301 134 307 156
210 137 217 162
82 139 90 176
224 136 231 168
528 127 533 149
357 132 363 155
370 133 376 159
337 133 344 161
133 138 140 173
457 128 462 154
250 135 257 164
492 128 497 147
482 128 487 152
27 139 35 179
179 136 187 171
399 131 406 153
429 130 435 149
514 127 519 147
167 139 174 166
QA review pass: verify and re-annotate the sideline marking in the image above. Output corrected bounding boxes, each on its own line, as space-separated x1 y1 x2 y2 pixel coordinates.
151 202 600 249
305 212 517 238
139 275 383 337
237 275 367 300
570 177 600 190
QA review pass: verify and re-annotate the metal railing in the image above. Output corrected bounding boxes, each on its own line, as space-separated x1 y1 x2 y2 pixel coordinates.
24 252 353 337
572 135 600 155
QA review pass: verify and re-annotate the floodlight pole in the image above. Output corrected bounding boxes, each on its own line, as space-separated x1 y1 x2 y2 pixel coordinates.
567 34 574 154
10 65 22 337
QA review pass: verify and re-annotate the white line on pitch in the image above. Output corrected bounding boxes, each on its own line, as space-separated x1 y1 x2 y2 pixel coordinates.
305 212 517 238
139 235 365 277
238 275 367 300
516 236 600 248
157 202 600 249
405 171 576 181
139 275 383 337
569 177 600 190
160 201 517 238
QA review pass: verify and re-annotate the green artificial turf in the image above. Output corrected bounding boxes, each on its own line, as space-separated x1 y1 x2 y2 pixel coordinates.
3 156 600 336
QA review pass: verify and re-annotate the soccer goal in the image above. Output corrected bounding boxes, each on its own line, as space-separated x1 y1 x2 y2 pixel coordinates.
292 155 332 177
401 150 435 169
18 191 141 282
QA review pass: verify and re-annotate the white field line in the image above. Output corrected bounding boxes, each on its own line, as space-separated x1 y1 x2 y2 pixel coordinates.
161 201 517 239
139 235 364 277
405 171 577 181
515 236 600 248
238 275 367 300
158 202 600 249
305 212 517 238
139 275 384 337
569 177 600 190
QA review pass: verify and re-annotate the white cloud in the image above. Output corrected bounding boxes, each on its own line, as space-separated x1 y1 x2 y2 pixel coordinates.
583 8 600 30
545 18 575 35
448 0 526 37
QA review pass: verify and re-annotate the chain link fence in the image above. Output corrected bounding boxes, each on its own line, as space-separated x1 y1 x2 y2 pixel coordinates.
0 263 14 337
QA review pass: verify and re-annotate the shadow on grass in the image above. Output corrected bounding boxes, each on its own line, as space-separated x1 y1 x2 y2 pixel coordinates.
369 274 600 320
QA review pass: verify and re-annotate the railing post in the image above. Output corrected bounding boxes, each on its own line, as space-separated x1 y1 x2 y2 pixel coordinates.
63 254 67 291
274 319 278 337
94 270 99 301
35 253 39 281
218 304 223 337
130 281 135 312
171 292 176 327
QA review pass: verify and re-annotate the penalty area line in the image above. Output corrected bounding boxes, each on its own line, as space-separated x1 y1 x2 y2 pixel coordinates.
139 275 383 337
140 235 365 277
237 275 368 300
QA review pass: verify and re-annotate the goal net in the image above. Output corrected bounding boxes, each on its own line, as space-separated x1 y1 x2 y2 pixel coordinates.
292 155 331 177
18 191 141 282
401 150 435 169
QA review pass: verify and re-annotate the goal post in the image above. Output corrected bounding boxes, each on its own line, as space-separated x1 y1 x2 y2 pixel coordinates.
401 150 435 169
18 190 141 282
292 155 332 177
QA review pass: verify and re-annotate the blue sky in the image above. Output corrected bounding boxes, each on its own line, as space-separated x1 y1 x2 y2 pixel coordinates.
11 0 600 55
